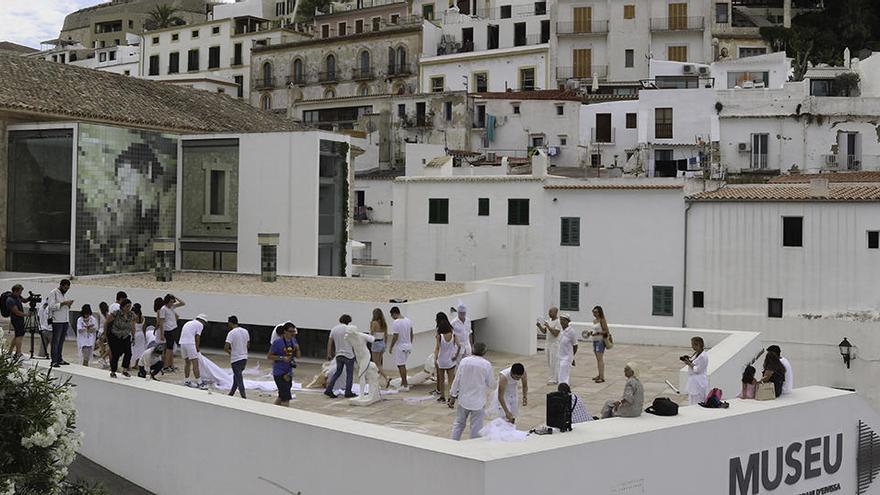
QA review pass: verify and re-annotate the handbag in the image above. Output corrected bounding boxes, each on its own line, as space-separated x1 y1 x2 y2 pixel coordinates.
645 397 679 416
755 382 776 401
603 331 614 350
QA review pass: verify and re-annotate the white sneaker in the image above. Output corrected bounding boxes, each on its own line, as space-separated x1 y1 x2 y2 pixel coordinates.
547 379 558 385
398 386 410 392
184 381 196 388
197 381 209 390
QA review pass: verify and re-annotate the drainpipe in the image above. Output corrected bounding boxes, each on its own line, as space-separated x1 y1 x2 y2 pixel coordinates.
681 201 691 328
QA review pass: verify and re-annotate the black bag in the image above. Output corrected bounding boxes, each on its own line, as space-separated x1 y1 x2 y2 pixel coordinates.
645 397 679 416
0 291 12 318
546 391 572 432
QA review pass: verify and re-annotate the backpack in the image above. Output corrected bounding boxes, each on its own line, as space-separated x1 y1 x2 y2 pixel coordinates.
705 388 723 403
700 388 730 409
645 397 679 416
0 291 12 318
546 391 573 432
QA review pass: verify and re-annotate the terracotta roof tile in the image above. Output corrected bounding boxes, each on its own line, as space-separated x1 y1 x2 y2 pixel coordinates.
689 184 880 202
472 89 582 101
0 53 304 134
769 171 880 184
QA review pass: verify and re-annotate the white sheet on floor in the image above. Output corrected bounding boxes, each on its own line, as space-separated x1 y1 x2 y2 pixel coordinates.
479 418 528 442
198 354 283 393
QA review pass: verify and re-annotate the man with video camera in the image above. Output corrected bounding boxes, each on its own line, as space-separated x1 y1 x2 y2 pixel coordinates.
46 279 75 366
3 284 33 358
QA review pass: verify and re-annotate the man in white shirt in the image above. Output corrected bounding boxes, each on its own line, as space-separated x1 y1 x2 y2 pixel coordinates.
224 315 250 399
46 279 74 366
536 306 561 384
449 342 494 440
388 306 414 391
180 314 208 389
325 314 357 398
767 345 794 394
556 313 578 385
451 303 473 357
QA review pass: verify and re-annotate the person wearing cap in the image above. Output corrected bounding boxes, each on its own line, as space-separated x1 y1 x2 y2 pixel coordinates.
180 314 209 389
452 303 473 357
556 313 578 385
600 363 643 418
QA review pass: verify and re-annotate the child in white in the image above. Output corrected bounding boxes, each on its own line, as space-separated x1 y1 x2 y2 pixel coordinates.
684 336 709 405
76 304 99 366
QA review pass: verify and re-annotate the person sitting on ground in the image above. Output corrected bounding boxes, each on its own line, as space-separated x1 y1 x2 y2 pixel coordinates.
761 351 786 398
766 345 793 394
557 383 592 423
600 363 644 419
738 365 757 399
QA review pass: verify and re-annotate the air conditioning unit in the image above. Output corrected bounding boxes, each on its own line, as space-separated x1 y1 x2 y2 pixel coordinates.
683 64 694 74
738 142 750 152
742 81 755 89
698 66 709 75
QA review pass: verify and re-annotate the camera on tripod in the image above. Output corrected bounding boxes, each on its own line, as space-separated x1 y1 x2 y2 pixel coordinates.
27 291 41 312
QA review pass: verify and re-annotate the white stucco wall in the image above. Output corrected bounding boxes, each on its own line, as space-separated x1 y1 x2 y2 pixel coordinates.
419 45 550 92
580 99 639 167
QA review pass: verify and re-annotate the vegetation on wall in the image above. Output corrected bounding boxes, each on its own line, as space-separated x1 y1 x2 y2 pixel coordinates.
760 0 880 80
145 4 185 30
294 0 334 23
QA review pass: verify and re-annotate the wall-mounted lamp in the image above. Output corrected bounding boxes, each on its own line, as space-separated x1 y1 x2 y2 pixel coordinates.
839 338 853 369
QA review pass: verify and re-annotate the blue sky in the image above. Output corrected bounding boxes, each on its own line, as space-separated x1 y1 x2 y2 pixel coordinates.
0 0 98 49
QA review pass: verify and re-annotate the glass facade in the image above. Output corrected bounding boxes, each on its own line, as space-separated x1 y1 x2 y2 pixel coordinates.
7 129 74 273
318 140 347 276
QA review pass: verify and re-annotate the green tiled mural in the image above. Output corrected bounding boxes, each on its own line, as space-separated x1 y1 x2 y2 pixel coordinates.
75 124 178 275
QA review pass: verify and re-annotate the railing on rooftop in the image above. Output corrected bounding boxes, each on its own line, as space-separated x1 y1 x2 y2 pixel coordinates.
650 16 705 31
318 71 339 83
556 20 609 35
513 34 547 47
253 77 276 90
556 65 608 81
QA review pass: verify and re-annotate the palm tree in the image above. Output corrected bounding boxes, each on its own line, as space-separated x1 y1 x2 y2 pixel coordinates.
146 5 184 30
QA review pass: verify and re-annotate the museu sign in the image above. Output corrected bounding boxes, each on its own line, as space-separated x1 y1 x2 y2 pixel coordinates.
729 433 843 495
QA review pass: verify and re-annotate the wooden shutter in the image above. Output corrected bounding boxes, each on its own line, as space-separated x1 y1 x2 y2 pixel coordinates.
573 48 592 78
669 3 687 29
573 7 592 33
623 4 635 19
561 218 580 246
667 45 688 62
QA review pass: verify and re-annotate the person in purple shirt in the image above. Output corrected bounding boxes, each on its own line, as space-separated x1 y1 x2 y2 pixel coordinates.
267 322 301 407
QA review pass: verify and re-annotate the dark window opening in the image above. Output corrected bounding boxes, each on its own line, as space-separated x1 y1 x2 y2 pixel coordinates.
652 286 674 316
782 217 803 247
768 298 783 318
478 198 489 216
508 199 529 225
693 291 704 308
429 198 449 224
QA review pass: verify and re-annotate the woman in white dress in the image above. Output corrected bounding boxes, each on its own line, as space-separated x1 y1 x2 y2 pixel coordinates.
433 312 461 403
130 303 147 368
495 363 527 423
683 336 709 405
76 304 99 366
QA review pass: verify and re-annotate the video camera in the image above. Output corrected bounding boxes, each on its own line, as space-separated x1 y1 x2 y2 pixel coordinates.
27 291 41 311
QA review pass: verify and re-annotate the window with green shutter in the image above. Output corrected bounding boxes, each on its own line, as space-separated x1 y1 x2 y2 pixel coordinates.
508 198 529 225
561 217 580 246
652 285 674 316
428 198 449 224
560 281 579 311
478 198 490 216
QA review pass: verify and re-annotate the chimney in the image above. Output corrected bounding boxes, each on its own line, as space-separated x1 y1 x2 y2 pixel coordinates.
810 178 830 198
531 148 548 178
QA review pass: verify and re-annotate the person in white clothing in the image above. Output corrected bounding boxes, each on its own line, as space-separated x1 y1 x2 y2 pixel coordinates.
37 302 52 359
434 312 461 402
556 314 578 385
536 306 561 384
324 314 357 398
451 303 473 357
157 293 185 372
683 336 709 405
388 306 414 391
449 343 494 440
181 314 208 389
766 345 793 394
495 363 527 423
75 304 99 366
224 316 250 399
46 279 74 366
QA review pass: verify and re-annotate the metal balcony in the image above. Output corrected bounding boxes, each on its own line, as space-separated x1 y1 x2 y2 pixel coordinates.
556 20 609 35
253 77 276 90
352 67 375 81
318 71 338 83
650 16 704 31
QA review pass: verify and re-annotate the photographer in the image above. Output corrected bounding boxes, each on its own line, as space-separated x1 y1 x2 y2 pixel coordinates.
46 279 74 366
3 284 29 357
268 322 300 407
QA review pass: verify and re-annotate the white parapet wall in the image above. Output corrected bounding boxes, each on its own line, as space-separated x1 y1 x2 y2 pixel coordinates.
569 323 763 398
52 362 880 495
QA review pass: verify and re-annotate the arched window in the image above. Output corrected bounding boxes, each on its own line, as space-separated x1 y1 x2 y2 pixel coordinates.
292 58 303 83
396 46 407 68
326 54 336 77
261 62 273 85
260 94 271 110
358 84 370 96
359 50 370 72
324 88 336 99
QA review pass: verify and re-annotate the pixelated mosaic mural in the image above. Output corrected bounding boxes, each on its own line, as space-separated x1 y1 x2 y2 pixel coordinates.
75 124 178 275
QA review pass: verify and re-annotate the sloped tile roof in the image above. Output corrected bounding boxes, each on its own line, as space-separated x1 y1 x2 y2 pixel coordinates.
0 41 38 54
688 184 880 202
0 53 304 133
769 171 880 184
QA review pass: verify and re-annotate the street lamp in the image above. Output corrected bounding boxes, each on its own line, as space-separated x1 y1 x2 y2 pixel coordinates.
839 338 853 369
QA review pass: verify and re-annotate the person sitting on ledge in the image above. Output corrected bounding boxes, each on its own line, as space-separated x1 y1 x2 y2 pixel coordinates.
600 363 643 419
557 383 592 423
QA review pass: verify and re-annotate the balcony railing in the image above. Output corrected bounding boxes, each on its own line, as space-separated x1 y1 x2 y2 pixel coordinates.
318 71 339 83
513 34 547 47
254 77 276 90
353 206 372 222
286 74 306 86
650 16 704 31
556 65 608 81
654 123 673 139
591 127 616 144
230 57 243 66
352 67 375 80
556 20 609 35
387 63 413 77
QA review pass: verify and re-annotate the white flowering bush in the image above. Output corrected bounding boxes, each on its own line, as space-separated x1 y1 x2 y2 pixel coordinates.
0 330 104 495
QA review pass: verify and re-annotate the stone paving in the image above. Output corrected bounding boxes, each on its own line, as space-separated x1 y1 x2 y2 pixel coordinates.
32 337 691 439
